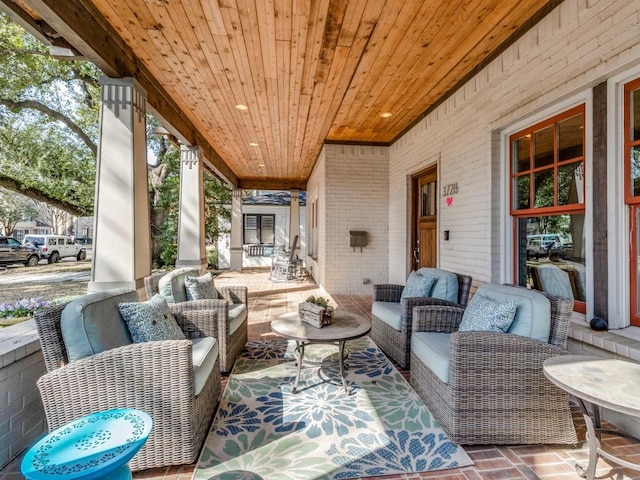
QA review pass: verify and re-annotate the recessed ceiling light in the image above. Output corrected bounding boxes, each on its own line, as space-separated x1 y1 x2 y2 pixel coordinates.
258 164 265 167
249 142 259 147
380 112 393 118
236 104 248 111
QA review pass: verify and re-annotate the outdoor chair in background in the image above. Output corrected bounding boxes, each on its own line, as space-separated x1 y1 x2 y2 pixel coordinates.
370 268 472 368
144 267 248 373
269 234 303 282
33 289 221 471
409 283 578 445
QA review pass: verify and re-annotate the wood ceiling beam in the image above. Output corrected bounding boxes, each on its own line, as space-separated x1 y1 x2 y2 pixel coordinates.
13 0 240 187
239 178 307 191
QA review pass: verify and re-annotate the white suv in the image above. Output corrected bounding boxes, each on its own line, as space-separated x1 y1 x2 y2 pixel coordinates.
23 235 87 263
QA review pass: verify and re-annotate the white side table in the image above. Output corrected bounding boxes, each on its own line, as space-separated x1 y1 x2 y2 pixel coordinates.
543 355 640 480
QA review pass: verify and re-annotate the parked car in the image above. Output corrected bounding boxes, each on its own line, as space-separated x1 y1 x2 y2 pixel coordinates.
0 236 40 267
22 235 87 263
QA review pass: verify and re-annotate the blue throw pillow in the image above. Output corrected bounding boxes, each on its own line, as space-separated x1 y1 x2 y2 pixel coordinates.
119 295 186 343
185 272 218 300
458 293 518 333
401 271 436 300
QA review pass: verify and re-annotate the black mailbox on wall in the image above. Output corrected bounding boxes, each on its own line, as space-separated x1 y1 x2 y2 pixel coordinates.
349 231 368 251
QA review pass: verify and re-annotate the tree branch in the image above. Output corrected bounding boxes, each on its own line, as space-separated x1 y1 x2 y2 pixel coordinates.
0 176 92 217
0 98 97 155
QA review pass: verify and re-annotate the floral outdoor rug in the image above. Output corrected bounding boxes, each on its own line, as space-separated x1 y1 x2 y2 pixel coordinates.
193 337 472 480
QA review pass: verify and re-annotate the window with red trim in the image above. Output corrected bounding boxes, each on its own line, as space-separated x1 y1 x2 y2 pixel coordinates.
510 105 586 312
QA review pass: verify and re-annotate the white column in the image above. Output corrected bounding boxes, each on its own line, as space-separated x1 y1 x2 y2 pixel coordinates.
289 189 301 257
176 145 206 271
229 188 243 270
89 77 151 296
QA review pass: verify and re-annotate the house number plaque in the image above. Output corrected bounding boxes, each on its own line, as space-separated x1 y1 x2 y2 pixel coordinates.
442 183 458 196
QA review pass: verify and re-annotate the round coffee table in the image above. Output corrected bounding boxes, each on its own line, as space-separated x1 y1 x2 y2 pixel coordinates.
544 355 640 480
21 408 153 480
271 310 371 394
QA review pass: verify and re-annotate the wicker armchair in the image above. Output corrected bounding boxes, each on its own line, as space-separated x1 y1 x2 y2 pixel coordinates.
370 268 472 368
33 290 221 471
144 267 248 373
409 284 578 445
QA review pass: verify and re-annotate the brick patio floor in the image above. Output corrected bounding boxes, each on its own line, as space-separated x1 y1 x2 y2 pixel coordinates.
3 267 640 480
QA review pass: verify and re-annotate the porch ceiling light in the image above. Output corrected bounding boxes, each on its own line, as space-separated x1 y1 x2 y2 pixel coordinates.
380 112 393 118
235 104 248 111
249 142 259 147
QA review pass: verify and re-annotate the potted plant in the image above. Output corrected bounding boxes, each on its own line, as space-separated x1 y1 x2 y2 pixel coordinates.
298 295 334 328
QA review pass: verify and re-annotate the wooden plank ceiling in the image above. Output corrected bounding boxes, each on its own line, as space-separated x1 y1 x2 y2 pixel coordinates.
4 0 561 189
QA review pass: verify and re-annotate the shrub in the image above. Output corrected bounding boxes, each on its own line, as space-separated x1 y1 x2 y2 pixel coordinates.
0 298 56 318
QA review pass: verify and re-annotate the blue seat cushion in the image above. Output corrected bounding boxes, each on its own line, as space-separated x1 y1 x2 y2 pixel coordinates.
411 332 451 384
61 289 135 362
417 268 458 303
475 284 551 342
372 301 403 331
192 337 218 396
158 267 200 304
228 303 247 335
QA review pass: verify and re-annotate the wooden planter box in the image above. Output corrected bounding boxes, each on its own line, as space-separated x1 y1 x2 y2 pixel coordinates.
298 302 334 328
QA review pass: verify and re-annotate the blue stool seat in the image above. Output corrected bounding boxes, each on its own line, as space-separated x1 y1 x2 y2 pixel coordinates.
21 408 153 480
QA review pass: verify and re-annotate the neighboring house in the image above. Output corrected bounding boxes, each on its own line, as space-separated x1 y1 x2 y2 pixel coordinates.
217 191 306 269
12 221 53 242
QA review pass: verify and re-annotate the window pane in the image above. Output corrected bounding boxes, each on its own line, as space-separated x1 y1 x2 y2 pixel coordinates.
261 216 275 245
633 88 640 142
420 181 436 216
534 125 554 168
517 213 586 302
558 161 584 205
512 136 530 173
533 169 554 208
558 113 584 162
632 145 640 197
514 175 530 210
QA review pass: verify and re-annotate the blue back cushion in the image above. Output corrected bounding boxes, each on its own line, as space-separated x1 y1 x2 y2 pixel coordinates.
158 267 200 304
417 268 458 303
61 289 136 362
474 284 551 342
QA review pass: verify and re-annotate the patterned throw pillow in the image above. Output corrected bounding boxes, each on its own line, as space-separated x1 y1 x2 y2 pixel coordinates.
185 272 218 301
458 293 518 333
400 271 436 300
118 295 186 343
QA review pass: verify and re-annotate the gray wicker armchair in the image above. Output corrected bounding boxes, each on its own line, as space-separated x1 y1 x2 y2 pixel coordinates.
144 267 248 373
409 283 578 445
371 268 472 368
33 290 221 471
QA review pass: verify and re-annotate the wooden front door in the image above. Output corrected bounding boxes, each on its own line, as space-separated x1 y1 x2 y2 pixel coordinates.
413 167 438 270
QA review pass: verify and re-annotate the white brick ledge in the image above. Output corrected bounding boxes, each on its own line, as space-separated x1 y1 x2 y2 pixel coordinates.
569 321 640 363
0 319 40 369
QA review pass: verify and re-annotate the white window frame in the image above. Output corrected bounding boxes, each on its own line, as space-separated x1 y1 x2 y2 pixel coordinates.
499 90 593 322
606 64 640 329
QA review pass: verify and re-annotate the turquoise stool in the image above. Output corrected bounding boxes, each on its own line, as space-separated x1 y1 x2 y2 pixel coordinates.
21 408 153 480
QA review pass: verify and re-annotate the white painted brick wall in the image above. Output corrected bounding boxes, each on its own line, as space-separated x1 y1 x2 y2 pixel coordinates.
0 321 46 471
385 0 640 285
307 145 389 295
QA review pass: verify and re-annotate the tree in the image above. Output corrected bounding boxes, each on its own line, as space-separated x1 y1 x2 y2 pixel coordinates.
0 12 99 216
150 137 231 267
0 188 38 235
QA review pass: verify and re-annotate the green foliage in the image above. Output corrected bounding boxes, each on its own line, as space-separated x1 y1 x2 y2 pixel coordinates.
305 295 329 308
151 143 232 267
0 13 99 215
0 188 37 235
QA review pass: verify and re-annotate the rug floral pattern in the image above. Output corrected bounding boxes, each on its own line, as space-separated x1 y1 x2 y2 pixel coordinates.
194 337 472 480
